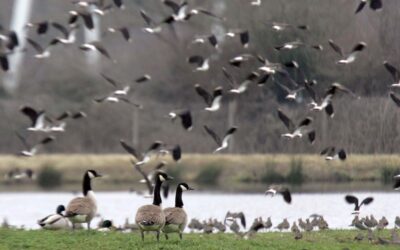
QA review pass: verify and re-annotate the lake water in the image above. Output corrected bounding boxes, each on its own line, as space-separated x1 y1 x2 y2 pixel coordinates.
0 192 399 230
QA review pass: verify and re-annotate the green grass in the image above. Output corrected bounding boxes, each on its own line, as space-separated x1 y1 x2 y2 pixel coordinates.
0 229 398 250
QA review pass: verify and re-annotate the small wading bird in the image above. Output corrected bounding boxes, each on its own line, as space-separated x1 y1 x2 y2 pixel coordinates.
265 185 292 204
328 40 367 64
203 125 237 153
277 109 315 144
345 195 374 214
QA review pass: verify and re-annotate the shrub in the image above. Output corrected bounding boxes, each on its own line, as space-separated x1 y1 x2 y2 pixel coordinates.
332 172 353 183
286 158 305 185
37 166 63 189
195 165 222 185
260 168 285 184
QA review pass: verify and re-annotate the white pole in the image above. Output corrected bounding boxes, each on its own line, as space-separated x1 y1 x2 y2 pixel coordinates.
3 0 33 94
84 7 101 72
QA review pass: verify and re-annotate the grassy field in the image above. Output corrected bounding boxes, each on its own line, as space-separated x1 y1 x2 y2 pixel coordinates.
0 154 399 192
0 229 398 250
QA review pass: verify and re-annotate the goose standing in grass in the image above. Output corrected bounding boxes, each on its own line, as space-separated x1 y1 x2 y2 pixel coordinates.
65 170 102 230
38 205 70 230
345 195 374 214
162 183 194 240
135 171 173 241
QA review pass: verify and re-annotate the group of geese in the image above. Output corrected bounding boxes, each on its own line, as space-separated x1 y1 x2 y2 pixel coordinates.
38 169 195 241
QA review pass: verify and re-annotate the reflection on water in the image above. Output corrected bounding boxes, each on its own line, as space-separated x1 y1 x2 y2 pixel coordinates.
0 192 399 230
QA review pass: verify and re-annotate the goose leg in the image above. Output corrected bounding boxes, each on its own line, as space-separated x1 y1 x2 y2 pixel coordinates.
87 222 91 230
179 232 183 240
156 231 160 242
165 234 169 240
140 230 144 241
72 223 76 230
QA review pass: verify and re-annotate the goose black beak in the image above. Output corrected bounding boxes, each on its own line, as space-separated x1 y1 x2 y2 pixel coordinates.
188 187 195 190
96 173 103 178
167 176 174 180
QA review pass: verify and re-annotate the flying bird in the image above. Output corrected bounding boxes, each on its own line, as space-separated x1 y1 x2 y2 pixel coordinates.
328 40 367 64
320 147 347 161
265 185 292 204
15 132 55 157
277 109 315 144
389 92 400 107
384 62 400 87
26 38 54 59
204 125 237 153
79 41 114 62
191 34 218 49
188 55 209 71
345 195 374 214
222 67 258 94
120 140 164 166
107 27 131 42
140 9 162 34
168 109 193 131
355 0 382 14
224 212 246 228
194 84 223 112
225 30 249 48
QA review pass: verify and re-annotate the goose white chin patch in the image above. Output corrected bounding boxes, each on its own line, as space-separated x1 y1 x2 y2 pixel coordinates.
180 185 188 191
159 175 166 182
88 171 95 179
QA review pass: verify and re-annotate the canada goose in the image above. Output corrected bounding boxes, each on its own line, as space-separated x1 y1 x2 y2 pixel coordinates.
265 185 292 204
188 55 209 72
97 220 117 232
204 125 237 153
120 140 164 166
355 0 382 14
38 205 70 230
320 147 347 161
345 195 374 214
135 171 173 241
140 9 162 34
65 170 102 230
168 109 193 131
384 62 400 87
328 40 367 64
162 183 194 240
277 109 315 144
195 85 222 111
15 132 55 157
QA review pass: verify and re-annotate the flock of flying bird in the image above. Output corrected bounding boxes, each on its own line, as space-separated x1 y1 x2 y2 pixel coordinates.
2 0 400 244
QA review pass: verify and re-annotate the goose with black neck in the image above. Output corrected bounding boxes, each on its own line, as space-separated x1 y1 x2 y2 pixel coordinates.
65 169 102 230
135 171 173 241
162 183 194 240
